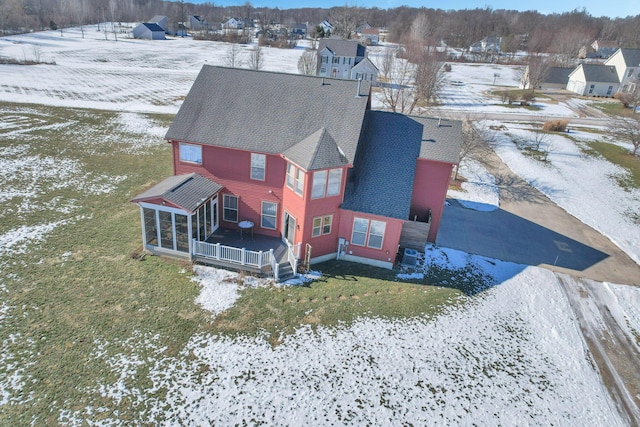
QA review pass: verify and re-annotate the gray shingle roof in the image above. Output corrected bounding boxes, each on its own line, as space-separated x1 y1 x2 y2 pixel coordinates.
342 111 420 219
619 48 640 67
414 116 462 164
165 66 371 165
282 128 349 171
545 67 573 85
318 39 365 58
580 64 619 83
341 111 462 219
132 173 222 213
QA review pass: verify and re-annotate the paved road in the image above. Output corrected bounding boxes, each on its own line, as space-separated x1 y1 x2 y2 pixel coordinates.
437 143 640 286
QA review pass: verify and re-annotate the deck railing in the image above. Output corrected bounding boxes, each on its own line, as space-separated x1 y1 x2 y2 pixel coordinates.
192 239 273 269
288 243 301 275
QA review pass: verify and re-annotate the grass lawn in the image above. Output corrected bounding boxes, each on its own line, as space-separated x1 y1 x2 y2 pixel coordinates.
590 100 632 116
584 140 640 190
0 102 471 423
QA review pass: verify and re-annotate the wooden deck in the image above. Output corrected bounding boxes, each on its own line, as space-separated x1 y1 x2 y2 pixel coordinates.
204 228 289 263
399 221 430 252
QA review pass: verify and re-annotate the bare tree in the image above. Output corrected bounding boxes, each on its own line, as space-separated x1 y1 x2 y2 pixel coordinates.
330 7 359 39
224 43 244 68
519 55 553 92
413 47 445 105
611 115 640 156
297 50 317 76
247 45 263 70
375 47 415 114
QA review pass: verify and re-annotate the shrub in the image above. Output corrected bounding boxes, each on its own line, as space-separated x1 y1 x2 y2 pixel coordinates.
613 92 631 107
443 63 452 72
521 91 535 106
543 119 569 132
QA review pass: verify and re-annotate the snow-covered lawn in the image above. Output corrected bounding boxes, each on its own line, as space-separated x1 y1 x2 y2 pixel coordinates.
1 26 639 425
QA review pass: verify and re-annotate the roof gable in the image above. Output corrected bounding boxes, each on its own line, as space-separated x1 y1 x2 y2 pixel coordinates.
317 39 365 58
581 64 619 83
165 66 371 165
282 128 349 171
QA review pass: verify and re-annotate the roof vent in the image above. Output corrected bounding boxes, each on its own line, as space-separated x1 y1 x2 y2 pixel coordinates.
356 78 362 98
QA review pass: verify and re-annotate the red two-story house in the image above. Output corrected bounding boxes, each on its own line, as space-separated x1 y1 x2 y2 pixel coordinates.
132 66 461 281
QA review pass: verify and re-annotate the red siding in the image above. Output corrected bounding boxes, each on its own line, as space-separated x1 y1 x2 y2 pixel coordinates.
338 209 403 264
172 142 285 238
410 159 454 242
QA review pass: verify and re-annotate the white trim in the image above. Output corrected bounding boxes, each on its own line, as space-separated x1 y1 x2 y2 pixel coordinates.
138 201 188 215
310 252 338 264
340 253 393 270
250 153 266 181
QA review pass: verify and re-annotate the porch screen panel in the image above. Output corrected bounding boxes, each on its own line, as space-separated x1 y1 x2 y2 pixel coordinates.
175 214 189 252
198 205 206 241
159 211 174 249
143 208 158 245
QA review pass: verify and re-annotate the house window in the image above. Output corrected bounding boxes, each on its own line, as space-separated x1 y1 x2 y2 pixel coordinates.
223 194 238 222
321 56 328 64
628 68 634 77
327 169 342 196
607 85 613 96
355 72 363 80
295 168 305 196
251 153 266 181
332 56 339 63
588 84 595 94
261 201 277 229
286 162 305 197
312 215 333 237
179 143 202 164
351 217 386 249
311 168 342 199
312 170 328 198
351 218 368 246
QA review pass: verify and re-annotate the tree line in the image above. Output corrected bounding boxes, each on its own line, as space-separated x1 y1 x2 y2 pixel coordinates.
1 0 639 52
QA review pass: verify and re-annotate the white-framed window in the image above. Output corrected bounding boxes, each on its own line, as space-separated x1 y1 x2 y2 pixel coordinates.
261 201 277 229
311 168 342 199
312 215 333 237
351 217 386 249
607 85 613 95
223 194 238 223
286 163 295 189
327 168 342 196
321 56 328 64
312 170 328 199
332 56 339 63
368 220 386 249
251 153 266 181
627 68 634 77
286 162 305 197
588 84 595 94
179 143 202 164
295 168 305 196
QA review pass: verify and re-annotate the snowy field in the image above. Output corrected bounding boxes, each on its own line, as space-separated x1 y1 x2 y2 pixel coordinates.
1 25 639 425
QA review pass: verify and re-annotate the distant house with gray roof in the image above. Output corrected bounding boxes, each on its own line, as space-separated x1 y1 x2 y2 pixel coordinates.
317 39 378 82
132 66 461 278
567 64 620 96
604 48 640 95
133 22 166 40
148 15 168 33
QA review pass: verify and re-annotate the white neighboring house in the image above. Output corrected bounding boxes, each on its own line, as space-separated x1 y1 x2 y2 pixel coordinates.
319 20 334 35
149 15 168 33
224 17 245 30
316 39 378 82
187 15 207 31
604 48 640 94
351 57 378 82
133 22 166 40
567 64 619 96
